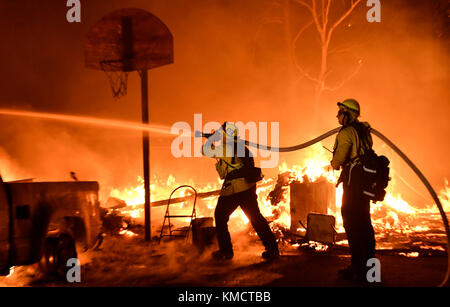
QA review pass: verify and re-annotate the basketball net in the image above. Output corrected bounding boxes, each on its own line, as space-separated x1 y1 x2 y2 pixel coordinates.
100 60 129 99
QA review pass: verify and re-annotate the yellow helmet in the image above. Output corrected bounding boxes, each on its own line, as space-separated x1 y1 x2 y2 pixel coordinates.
220 122 239 138
337 99 360 115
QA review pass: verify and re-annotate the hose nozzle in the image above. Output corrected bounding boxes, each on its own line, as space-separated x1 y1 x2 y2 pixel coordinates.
194 130 213 138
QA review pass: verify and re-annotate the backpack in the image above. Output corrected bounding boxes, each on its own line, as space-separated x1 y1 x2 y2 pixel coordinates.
350 123 390 202
224 142 263 183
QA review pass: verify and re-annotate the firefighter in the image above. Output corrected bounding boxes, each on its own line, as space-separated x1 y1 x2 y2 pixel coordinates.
330 99 376 282
202 122 279 261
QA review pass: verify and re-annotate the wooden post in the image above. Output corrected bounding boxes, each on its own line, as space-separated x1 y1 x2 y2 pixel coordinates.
141 69 151 241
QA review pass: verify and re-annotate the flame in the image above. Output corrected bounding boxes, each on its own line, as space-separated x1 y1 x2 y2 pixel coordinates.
6 266 15 278
108 141 449 254
399 252 419 258
278 143 336 183
119 229 138 237
438 179 450 212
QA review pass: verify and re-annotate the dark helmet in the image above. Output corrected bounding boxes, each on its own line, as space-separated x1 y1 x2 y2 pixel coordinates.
337 99 360 116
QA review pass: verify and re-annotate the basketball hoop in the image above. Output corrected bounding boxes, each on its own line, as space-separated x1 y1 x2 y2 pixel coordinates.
100 60 129 99
84 8 174 241
84 8 174 100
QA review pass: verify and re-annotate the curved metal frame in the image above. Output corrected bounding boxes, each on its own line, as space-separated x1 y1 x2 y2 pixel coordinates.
158 185 198 244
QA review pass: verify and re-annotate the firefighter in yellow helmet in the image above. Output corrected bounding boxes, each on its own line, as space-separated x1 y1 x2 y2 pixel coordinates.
202 122 279 261
330 99 376 283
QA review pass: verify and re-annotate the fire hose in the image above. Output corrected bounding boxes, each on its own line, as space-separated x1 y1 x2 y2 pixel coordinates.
237 127 450 287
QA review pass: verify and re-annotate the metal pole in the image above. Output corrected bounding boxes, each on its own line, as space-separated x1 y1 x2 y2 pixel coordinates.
141 69 151 241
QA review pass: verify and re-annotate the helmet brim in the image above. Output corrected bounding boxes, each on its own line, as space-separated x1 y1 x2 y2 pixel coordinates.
337 102 359 115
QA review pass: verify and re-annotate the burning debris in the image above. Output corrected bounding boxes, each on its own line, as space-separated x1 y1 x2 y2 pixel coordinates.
106 143 449 259
267 172 290 206
0 0 447 290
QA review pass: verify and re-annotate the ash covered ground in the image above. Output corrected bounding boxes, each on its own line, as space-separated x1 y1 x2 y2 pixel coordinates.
1 230 447 287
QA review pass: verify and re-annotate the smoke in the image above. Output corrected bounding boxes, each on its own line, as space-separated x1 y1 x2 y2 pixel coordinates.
0 116 143 201
0 0 447 208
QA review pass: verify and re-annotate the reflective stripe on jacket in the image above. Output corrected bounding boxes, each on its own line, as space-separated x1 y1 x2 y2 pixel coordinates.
205 143 256 196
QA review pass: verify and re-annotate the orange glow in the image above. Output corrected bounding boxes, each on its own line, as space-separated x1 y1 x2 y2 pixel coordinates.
111 142 448 245
0 1 447 289
399 252 419 258
6 267 15 278
0 1 445 258
119 229 138 237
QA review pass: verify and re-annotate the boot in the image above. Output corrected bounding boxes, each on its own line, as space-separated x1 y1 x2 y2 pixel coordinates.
212 250 233 261
262 249 279 260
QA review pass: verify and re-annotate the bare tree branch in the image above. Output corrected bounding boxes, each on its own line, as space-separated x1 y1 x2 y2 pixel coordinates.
295 0 323 34
255 0 364 104
323 0 332 32
325 0 362 48
311 0 324 35
328 44 362 55
323 59 363 91
295 0 314 14
293 65 320 83
292 17 316 50
291 0 363 102
321 0 325 26
291 13 323 84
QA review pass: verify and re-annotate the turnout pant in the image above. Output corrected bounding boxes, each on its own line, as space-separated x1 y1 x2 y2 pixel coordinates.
341 186 376 276
214 186 278 254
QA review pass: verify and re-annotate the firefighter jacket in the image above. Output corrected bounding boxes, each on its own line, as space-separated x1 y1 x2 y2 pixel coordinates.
331 121 373 170
203 141 256 197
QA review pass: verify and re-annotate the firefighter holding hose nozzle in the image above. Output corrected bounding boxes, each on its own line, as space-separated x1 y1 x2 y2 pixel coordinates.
329 99 377 283
200 122 279 261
